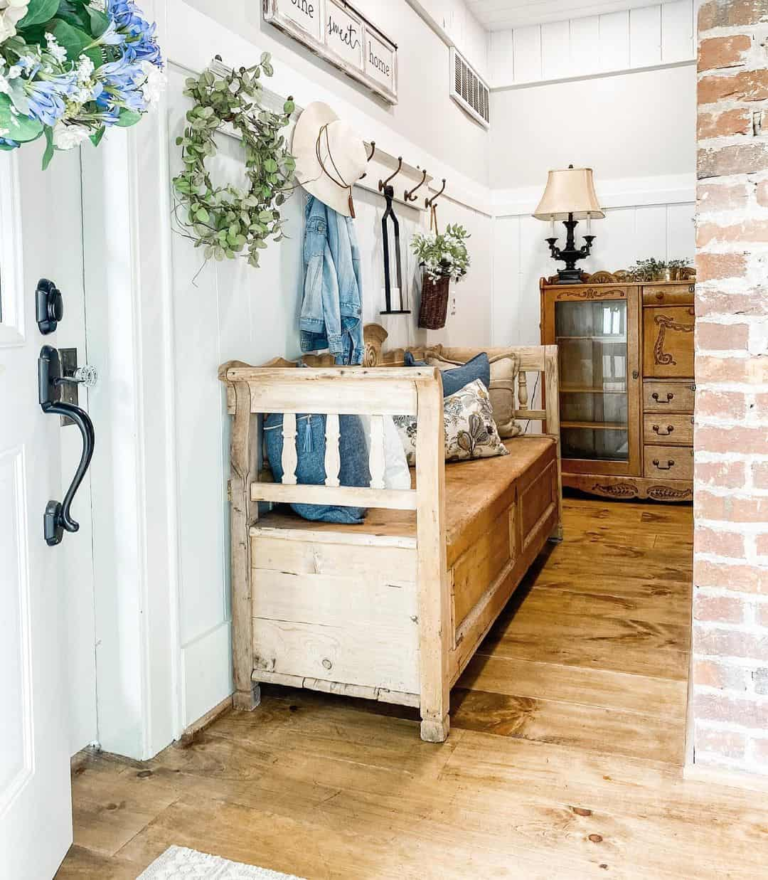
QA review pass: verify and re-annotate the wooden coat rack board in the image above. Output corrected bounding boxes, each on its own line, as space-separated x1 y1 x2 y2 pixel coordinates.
208 57 439 213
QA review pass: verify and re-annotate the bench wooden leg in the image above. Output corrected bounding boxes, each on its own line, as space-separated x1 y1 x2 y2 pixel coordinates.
234 683 261 712
420 713 450 743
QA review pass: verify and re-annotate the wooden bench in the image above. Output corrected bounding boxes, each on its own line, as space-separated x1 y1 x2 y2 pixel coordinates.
219 325 562 742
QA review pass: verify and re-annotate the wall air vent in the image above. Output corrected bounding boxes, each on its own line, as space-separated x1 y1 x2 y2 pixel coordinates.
450 47 490 129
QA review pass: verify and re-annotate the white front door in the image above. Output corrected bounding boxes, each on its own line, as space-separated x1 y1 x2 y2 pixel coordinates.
0 142 92 878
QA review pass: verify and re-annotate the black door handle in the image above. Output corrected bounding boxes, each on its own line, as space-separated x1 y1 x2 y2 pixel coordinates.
39 345 96 546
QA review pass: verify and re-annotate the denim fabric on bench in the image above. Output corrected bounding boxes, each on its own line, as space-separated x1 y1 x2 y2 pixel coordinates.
264 413 370 524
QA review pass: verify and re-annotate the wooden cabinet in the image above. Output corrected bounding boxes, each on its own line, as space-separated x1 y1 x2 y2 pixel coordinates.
541 279 695 503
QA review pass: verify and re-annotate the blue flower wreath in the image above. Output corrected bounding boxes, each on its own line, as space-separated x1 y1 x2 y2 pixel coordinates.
0 0 164 167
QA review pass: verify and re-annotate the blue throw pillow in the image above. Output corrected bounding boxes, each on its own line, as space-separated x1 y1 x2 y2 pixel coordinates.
404 351 491 397
440 353 491 396
263 413 370 524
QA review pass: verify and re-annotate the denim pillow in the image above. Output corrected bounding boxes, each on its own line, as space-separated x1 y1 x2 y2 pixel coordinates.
405 351 491 397
440 353 491 396
263 413 370 524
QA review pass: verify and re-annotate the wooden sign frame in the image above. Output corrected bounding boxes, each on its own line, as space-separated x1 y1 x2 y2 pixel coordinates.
263 0 398 105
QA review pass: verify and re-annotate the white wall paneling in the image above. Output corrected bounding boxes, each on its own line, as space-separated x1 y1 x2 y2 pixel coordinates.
81 0 493 758
468 0 679 31
630 4 662 68
489 0 694 88
492 198 695 348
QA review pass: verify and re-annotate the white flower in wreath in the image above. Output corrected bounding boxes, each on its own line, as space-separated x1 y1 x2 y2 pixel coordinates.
140 60 166 107
53 121 90 151
0 0 30 43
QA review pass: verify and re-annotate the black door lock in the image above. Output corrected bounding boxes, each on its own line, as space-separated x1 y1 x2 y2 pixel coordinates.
36 278 64 335
39 345 96 546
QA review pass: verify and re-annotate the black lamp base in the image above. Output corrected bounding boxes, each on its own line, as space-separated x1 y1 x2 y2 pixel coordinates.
546 215 596 283
556 268 585 284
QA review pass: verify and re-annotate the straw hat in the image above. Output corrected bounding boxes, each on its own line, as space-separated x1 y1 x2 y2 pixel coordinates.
292 102 368 217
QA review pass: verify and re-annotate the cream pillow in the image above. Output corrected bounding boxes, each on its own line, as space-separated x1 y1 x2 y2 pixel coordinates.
426 350 522 439
393 379 509 466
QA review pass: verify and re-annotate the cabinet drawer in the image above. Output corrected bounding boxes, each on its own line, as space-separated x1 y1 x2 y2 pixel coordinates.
644 381 696 413
642 285 695 306
644 414 694 446
644 446 693 480
643 306 695 378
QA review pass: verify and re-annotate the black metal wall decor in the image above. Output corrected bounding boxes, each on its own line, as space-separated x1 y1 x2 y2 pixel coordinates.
379 158 410 315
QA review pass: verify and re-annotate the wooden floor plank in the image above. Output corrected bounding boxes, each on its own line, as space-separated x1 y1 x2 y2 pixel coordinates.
458 654 687 717
57 496 750 880
450 687 685 763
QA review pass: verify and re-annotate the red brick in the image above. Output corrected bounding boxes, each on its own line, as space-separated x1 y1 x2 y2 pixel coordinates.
753 462 768 490
695 560 768 594
757 534 768 557
699 0 768 30
696 288 768 318
700 70 768 104
757 606 768 628
696 389 748 419
695 627 768 662
695 726 748 758
698 182 750 212
695 593 747 623
696 526 746 558
697 425 768 455
757 179 768 208
694 659 751 691
697 357 768 386
697 220 768 247
699 143 768 178
698 107 752 140
697 323 751 351
697 491 768 523
696 460 747 489
699 34 753 70
694 691 768 728
696 252 748 282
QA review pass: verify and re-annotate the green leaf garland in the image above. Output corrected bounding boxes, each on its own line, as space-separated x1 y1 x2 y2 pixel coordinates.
172 56 296 270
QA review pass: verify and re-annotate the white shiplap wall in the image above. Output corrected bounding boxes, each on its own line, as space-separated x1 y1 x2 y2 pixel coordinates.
492 200 695 348
489 0 694 88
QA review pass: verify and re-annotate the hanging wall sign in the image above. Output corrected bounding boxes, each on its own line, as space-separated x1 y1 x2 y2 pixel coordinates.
263 0 398 105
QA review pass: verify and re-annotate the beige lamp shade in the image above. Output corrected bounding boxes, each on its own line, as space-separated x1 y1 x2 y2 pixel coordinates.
533 167 605 221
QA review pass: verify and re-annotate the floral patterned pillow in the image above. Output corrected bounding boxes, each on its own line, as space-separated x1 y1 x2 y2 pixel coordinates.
393 379 509 465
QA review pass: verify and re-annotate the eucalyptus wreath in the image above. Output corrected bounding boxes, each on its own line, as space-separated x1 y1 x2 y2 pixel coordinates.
172 53 296 268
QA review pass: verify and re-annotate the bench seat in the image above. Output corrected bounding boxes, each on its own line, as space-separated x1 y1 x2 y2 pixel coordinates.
254 436 556 570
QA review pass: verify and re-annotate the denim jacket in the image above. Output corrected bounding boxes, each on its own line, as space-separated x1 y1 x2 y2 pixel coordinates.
300 196 364 365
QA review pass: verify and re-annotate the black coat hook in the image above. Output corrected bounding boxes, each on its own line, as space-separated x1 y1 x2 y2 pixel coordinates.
379 157 403 192
360 142 376 181
426 178 446 209
404 168 428 203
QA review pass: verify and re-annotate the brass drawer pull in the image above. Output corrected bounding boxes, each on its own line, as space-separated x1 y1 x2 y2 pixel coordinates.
653 424 675 436
652 392 674 404
653 459 676 471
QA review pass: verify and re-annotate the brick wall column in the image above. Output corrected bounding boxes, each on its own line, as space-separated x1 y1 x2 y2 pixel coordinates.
694 0 768 777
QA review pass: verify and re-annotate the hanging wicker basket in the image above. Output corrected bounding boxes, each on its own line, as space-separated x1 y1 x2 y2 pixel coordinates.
418 273 450 330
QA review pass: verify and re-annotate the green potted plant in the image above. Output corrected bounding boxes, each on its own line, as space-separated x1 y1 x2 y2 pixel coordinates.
411 224 470 330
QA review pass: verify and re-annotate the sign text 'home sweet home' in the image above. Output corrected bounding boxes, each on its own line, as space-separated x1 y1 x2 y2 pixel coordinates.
263 0 398 104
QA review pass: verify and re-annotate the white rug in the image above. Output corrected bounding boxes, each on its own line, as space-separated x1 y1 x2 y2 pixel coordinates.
138 846 305 879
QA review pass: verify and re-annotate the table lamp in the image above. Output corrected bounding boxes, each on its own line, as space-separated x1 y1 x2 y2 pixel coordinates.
534 165 604 283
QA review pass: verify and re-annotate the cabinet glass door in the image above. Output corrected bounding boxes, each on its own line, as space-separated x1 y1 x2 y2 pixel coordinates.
556 300 629 462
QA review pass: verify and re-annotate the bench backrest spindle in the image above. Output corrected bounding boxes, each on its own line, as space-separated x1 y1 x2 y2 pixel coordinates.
324 414 341 488
369 415 387 490
281 413 298 485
